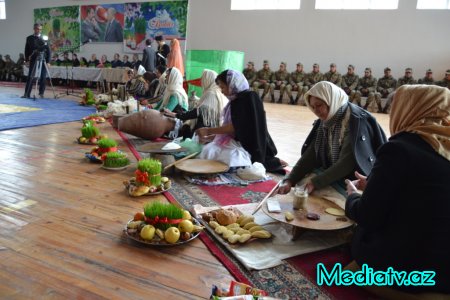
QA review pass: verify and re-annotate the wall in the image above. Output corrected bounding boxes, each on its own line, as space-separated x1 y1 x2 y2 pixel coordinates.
0 0 185 64
1 0 450 79
186 0 450 79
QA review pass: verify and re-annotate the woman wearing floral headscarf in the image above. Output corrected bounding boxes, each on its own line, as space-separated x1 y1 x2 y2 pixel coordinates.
163 69 227 138
345 85 450 294
153 67 188 113
278 81 387 194
196 69 285 173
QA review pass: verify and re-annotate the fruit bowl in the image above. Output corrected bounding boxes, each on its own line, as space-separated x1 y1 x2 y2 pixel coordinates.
123 218 202 246
123 177 172 197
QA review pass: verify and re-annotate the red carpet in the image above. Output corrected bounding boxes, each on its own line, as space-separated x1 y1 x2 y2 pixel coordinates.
118 126 376 299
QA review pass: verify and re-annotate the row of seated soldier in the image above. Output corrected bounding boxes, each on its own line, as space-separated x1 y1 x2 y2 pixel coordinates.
244 61 450 113
51 52 142 69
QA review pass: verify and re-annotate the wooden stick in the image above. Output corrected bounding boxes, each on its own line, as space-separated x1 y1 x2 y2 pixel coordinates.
251 180 282 215
163 152 199 170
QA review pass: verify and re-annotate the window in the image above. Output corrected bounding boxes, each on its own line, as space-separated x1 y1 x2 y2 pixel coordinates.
417 0 450 9
0 0 5 20
231 0 301 10
316 0 398 9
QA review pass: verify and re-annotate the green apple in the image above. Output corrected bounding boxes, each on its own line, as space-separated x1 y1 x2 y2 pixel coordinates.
140 225 155 240
165 227 180 244
178 220 194 233
182 210 192 220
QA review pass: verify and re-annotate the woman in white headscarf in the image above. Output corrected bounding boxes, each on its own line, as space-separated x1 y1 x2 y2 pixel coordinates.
153 67 188 113
278 81 387 194
163 69 227 138
345 85 450 295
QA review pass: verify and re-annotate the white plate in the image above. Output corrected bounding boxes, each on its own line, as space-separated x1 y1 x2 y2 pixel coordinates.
101 164 129 171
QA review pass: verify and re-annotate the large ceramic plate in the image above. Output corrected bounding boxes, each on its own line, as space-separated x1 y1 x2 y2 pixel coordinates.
175 159 229 174
123 218 201 246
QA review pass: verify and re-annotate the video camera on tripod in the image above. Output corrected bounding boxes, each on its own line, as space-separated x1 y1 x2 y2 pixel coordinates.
31 35 50 59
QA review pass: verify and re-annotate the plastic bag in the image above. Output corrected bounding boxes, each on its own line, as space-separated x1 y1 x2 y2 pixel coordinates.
236 162 266 181
180 134 203 155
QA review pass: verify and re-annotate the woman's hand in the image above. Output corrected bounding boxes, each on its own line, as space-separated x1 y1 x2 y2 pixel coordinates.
163 108 176 118
305 181 315 193
196 127 214 143
346 171 367 195
278 180 293 194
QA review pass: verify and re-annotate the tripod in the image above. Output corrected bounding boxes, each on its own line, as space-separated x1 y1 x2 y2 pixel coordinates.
27 51 56 100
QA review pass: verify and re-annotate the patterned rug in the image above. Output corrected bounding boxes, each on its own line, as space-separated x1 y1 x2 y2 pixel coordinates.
118 129 375 300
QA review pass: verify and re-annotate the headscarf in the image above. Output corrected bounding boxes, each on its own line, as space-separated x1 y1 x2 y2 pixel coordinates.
304 81 351 168
161 67 188 109
154 71 167 98
167 39 184 76
390 85 450 161
217 70 249 145
222 70 249 124
195 69 227 127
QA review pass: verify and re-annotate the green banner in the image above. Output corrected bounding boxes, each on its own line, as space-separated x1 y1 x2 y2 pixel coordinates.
34 6 80 53
123 1 188 53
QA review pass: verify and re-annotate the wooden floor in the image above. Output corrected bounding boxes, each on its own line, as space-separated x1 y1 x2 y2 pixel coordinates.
0 85 390 299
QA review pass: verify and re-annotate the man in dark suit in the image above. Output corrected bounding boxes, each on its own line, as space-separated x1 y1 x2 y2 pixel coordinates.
155 35 170 67
22 23 51 99
142 39 156 73
104 7 123 42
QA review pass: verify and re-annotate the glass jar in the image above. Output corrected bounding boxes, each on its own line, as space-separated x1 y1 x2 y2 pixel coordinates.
293 186 308 210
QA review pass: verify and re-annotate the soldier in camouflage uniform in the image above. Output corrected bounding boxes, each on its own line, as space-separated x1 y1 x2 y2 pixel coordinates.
0 55 5 80
323 63 342 87
305 63 324 95
12 53 25 82
354 67 377 109
397 68 417 88
243 61 257 86
418 69 435 85
269 62 290 103
286 62 308 105
1 55 15 81
375 67 397 113
252 60 272 101
437 69 450 89
342 64 359 103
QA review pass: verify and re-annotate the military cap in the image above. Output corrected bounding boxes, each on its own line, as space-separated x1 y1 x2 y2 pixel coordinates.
263 60 269 64
365 67 371 72
348 64 355 69
426 69 432 73
296 62 303 67
154 35 163 41
330 63 336 67
405 68 413 72
384 67 391 71
247 61 254 66
446 69 450 75
280 62 286 66
313 63 319 67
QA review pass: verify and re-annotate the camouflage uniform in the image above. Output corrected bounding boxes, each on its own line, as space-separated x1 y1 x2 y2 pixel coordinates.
305 63 324 92
397 68 417 88
0 55 5 80
341 64 359 103
323 63 342 87
418 69 435 85
437 70 450 89
269 62 290 103
243 61 257 86
12 54 25 82
252 60 272 100
375 67 397 113
286 62 308 104
355 67 377 109
1 55 15 81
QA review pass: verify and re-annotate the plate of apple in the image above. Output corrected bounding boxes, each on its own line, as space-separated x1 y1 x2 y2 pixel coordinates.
124 202 204 246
